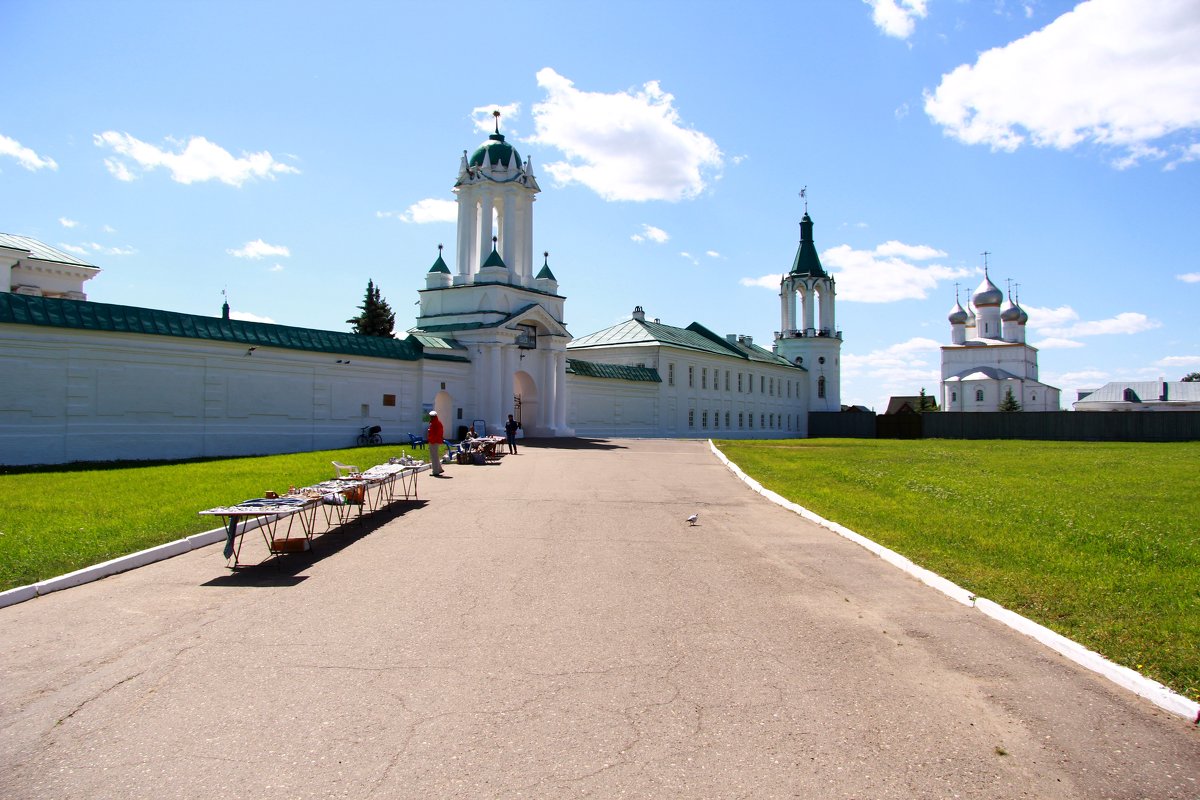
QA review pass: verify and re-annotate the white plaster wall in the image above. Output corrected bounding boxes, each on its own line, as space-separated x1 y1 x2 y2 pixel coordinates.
0 324 456 466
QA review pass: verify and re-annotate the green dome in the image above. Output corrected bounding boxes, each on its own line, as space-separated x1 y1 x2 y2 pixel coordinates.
469 133 521 169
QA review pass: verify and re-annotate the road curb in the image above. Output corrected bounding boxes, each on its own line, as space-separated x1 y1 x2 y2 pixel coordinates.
709 440 1200 724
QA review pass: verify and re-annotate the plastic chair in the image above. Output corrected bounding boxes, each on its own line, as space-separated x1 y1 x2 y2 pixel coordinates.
408 433 427 449
332 461 359 477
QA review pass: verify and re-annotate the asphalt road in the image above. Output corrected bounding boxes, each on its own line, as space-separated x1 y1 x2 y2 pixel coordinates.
0 438 1195 799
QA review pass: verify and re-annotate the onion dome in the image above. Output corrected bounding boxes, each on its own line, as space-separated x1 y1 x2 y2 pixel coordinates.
1017 304 1029 325
948 299 969 325
789 213 828 278
468 111 520 170
972 273 1003 307
1000 298 1021 322
428 244 450 274
966 306 976 326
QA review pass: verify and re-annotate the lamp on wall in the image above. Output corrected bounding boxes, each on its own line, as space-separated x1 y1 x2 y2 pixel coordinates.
245 347 256 356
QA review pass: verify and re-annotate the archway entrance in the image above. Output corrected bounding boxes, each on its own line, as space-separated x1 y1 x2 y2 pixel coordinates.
513 370 538 436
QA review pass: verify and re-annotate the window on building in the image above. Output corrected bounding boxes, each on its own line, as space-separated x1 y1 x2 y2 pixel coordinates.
382 394 396 407
668 363 675 386
976 389 984 402
725 412 730 427
748 413 754 428
702 368 707 390
712 410 718 429
738 373 743 392
760 414 765 428
1032 393 1037 401
688 409 695 427
770 378 775 396
725 371 730 391
760 376 765 393
818 376 826 398
516 323 537 349
951 391 957 403
788 381 791 398
770 413 774 428
748 373 753 393
688 366 694 388
702 411 708 428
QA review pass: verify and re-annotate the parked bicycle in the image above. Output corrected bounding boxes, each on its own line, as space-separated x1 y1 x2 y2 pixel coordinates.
357 424 383 445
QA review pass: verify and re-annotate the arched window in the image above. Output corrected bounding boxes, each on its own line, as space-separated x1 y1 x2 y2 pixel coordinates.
975 389 984 402
951 391 957 403
817 376 826 398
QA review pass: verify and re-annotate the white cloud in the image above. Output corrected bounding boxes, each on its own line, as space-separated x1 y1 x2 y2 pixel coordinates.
1037 311 1160 338
59 217 78 228
924 0 1200 167
842 337 943 409
740 240 964 302
680 251 699 265
1032 337 1086 349
1051 368 1115 389
740 274 782 290
1156 355 1200 368
872 240 947 260
864 0 928 39
102 225 117 234
94 131 300 186
631 224 670 244
228 239 291 259
59 241 136 256
706 250 721 259
229 310 276 324
1022 304 1079 328
471 103 521 135
0 134 57 171
530 68 723 202
822 242 971 302
378 198 458 224
1176 272 1200 283
731 154 748 165
269 264 285 273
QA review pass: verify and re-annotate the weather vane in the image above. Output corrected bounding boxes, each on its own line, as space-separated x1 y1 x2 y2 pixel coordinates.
493 109 501 135
799 186 808 213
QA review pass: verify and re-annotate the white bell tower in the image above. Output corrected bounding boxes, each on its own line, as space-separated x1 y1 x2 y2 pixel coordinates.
774 205 841 411
413 112 573 437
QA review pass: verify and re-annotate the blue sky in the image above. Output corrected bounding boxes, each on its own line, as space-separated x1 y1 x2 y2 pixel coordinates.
3 0 1197 412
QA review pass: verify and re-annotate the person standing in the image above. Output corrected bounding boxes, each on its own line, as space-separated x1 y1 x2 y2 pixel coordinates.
504 414 520 454
427 411 445 476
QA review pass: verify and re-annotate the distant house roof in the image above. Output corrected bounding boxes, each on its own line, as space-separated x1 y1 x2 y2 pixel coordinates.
1075 380 1200 406
0 292 473 362
566 359 661 382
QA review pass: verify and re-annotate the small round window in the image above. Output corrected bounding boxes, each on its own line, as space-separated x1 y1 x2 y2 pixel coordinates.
818 356 826 364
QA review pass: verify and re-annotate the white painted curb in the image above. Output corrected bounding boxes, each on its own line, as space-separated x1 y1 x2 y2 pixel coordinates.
0 585 39 609
709 440 1200 724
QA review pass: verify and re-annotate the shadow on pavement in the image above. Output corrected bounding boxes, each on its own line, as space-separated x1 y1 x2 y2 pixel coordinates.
520 437 627 451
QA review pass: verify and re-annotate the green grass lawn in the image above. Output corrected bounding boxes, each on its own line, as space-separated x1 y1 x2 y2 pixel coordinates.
0 444 407 592
715 438 1200 703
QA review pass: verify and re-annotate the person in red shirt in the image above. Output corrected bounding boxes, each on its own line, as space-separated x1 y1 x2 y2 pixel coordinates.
427 411 445 477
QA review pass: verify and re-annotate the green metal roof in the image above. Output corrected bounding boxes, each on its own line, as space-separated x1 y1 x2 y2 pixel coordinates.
428 251 451 274
0 293 429 361
0 233 99 269
481 246 507 269
536 254 556 281
789 213 828 278
566 359 661 382
569 316 802 370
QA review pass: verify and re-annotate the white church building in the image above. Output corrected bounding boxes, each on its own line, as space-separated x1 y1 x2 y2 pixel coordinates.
940 272 1060 412
0 120 835 465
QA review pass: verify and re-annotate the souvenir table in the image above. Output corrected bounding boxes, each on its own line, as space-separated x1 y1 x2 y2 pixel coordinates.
199 496 321 568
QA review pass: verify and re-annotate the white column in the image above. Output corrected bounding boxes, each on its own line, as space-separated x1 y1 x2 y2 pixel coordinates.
501 190 517 275
779 284 789 334
802 286 815 333
456 190 473 279
478 195 495 274
487 344 503 431
522 192 535 285
788 284 798 333
554 350 568 432
502 345 517 422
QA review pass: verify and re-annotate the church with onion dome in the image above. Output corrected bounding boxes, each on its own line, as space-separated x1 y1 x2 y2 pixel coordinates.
940 268 1060 412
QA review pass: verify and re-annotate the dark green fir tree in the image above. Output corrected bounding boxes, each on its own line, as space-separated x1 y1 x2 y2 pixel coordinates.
347 279 396 337
998 387 1023 412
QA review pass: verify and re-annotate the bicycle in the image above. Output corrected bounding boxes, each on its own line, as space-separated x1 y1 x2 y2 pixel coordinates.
357 424 383 445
